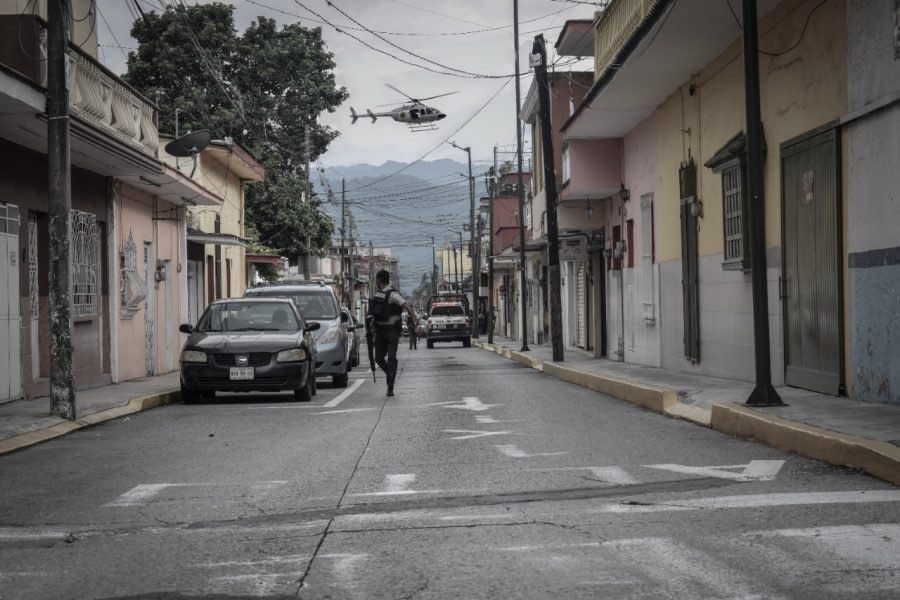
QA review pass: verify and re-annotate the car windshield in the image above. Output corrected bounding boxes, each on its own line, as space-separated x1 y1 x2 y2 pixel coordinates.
431 305 465 317
197 301 299 332
249 290 338 320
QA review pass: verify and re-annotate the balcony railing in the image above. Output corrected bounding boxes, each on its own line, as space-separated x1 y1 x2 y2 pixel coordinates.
594 0 660 79
33 24 159 157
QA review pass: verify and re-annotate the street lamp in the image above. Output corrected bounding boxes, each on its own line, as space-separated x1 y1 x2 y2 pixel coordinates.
450 140 479 338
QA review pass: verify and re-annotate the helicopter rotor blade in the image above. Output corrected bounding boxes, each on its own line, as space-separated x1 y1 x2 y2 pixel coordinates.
416 91 460 102
386 83 416 102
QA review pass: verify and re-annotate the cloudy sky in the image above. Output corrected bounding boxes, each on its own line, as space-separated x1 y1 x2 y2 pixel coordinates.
96 0 596 169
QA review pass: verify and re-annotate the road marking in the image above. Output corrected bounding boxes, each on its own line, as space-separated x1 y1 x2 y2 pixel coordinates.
531 466 639 485
592 490 900 514
494 444 567 458
385 474 416 493
475 415 521 424
426 397 501 412
313 407 377 415
0 527 71 542
443 429 512 440
104 483 179 507
323 378 365 408
646 460 785 482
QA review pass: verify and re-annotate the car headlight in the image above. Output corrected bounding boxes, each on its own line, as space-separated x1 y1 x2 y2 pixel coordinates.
276 348 308 363
181 350 207 364
318 326 341 345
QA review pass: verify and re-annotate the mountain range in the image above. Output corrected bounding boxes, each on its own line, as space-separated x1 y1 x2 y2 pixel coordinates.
317 159 489 294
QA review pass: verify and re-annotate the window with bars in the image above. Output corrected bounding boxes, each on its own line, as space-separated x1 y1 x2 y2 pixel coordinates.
28 215 38 321
72 210 100 318
721 163 750 270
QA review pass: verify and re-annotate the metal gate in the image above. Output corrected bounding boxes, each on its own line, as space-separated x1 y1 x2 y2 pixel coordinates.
575 262 586 348
144 242 155 376
0 203 22 403
680 159 700 363
782 128 841 394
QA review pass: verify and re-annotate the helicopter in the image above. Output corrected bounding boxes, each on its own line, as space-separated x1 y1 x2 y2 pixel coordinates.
350 84 458 132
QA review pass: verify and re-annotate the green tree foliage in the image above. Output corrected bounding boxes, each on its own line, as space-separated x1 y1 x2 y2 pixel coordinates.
124 3 347 262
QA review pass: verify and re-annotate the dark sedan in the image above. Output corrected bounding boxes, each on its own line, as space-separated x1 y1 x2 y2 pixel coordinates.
179 298 321 403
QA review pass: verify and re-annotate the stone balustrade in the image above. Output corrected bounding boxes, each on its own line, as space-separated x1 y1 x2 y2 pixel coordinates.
594 0 660 79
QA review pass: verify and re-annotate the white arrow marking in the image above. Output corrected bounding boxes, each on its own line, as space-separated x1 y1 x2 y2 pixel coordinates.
645 460 785 482
475 415 522 424
532 466 639 485
426 397 501 412
443 429 512 440
105 483 178 507
495 444 568 458
313 407 377 415
323 378 365 408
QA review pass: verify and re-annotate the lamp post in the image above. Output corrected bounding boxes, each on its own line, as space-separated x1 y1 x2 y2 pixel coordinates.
430 236 437 296
451 141 479 338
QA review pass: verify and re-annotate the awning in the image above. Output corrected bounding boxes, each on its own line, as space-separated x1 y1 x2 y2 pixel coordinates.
118 165 223 207
187 231 248 247
246 253 284 266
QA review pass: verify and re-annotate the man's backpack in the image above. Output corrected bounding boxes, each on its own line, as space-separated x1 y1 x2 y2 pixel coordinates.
368 288 396 322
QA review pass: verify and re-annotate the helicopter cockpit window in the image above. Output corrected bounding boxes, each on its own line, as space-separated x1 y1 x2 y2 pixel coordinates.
410 108 420 120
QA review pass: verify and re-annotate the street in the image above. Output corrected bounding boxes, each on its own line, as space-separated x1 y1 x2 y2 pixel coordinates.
1 346 898 599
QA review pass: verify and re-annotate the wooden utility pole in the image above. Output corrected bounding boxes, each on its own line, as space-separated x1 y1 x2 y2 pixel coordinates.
533 35 564 362
48 0 75 419
487 146 497 344
340 178 346 306
304 125 311 279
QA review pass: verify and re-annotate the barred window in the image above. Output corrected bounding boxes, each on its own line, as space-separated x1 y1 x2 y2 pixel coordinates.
28 215 38 321
72 210 100 318
723 166 743 263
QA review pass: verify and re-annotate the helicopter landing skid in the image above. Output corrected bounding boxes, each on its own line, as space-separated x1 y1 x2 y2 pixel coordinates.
408 124 439 133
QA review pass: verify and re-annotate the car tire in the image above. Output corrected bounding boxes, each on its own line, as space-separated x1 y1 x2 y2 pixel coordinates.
463 338 471 348
427 340 434 349
181 385 201 404
333 372 349 388
295 373 312 402
310 362 318 396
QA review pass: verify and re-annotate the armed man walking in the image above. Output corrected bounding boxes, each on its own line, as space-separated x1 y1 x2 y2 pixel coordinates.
366 269 419 397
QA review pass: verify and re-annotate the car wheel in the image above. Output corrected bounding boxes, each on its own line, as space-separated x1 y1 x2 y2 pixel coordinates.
332 371 349 388
427 340 434 349
181 385 201 404
310 363 318 396
294 373 312 402
463 338 471 348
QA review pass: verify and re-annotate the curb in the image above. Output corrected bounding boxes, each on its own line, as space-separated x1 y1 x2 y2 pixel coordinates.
477 342 899 486
0 389 181 457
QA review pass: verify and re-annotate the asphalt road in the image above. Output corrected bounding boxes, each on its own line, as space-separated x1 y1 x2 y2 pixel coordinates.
1 344 899 599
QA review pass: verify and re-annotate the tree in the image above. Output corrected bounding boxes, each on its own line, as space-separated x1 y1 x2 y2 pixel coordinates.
124 3 347 260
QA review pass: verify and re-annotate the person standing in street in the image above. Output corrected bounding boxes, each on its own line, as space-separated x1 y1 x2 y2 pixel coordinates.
367 270 418 397
408 315 418 350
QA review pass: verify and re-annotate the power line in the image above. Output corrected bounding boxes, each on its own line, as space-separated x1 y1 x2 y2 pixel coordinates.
724 0 828 57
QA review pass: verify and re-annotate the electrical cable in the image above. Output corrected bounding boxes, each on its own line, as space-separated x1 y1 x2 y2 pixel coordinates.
725 0 829 57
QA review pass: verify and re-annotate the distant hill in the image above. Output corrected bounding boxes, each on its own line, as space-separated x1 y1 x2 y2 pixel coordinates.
316 159 487 294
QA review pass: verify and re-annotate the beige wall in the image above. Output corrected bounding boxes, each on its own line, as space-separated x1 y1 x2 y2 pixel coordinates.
0 0 98 58
656 0 847 263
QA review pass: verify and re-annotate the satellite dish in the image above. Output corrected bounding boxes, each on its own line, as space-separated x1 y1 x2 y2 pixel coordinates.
164 130 212 157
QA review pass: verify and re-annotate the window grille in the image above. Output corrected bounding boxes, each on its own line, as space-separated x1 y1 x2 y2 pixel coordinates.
28 216 38 321
721 164 750 269
72 210 100 318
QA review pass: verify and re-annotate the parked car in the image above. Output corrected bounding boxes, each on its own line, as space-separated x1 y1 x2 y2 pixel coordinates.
179 298 320 403
426 300 471 349
244 281 352 387
343 309 362 368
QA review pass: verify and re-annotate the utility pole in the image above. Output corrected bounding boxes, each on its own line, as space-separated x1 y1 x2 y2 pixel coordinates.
340 178 346 306
304 126 311 279
533 34 564 362
513 0 529 352
48 0 75 420
487 145 497 344
742 0 783 407
452 142 478 337
368 240 374 306
431 236 437 296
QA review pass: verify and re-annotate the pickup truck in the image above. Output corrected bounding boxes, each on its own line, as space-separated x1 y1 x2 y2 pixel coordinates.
425 301 471 349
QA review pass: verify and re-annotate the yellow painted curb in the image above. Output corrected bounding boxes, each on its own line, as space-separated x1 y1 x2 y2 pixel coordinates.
509 351 542 370
711 403 900 486
541 362 677 414
0 388 180 457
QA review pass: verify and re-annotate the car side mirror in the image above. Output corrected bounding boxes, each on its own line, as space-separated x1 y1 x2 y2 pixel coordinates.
340 312 350 323
305 322 321 333
179 324 193 334
355 323 365 330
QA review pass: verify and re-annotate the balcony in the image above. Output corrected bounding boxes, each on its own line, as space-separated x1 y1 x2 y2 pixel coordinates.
560 138 623 202
594 0 659 78
0 15 161 174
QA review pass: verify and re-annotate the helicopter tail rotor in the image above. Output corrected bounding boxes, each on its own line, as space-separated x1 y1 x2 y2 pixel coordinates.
350 107 359 124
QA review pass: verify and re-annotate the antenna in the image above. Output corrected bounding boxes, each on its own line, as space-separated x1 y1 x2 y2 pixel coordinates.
164 130 212 177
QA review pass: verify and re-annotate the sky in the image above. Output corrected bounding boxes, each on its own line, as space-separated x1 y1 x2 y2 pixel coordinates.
96 0 596 170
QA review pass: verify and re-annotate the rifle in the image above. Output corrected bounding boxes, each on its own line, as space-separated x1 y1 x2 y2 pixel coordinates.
365 318 376 382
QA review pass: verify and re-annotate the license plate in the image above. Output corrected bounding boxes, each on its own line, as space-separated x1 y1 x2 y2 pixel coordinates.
229 367 254 380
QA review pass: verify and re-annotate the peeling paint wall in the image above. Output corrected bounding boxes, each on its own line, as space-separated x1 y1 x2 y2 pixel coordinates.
845 0 900 404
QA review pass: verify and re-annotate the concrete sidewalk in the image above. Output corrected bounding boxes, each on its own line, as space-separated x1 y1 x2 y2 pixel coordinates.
0 373 181 456
476 336 900 486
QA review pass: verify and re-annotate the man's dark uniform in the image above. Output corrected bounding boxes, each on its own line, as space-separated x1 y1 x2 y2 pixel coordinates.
368 287 405 395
